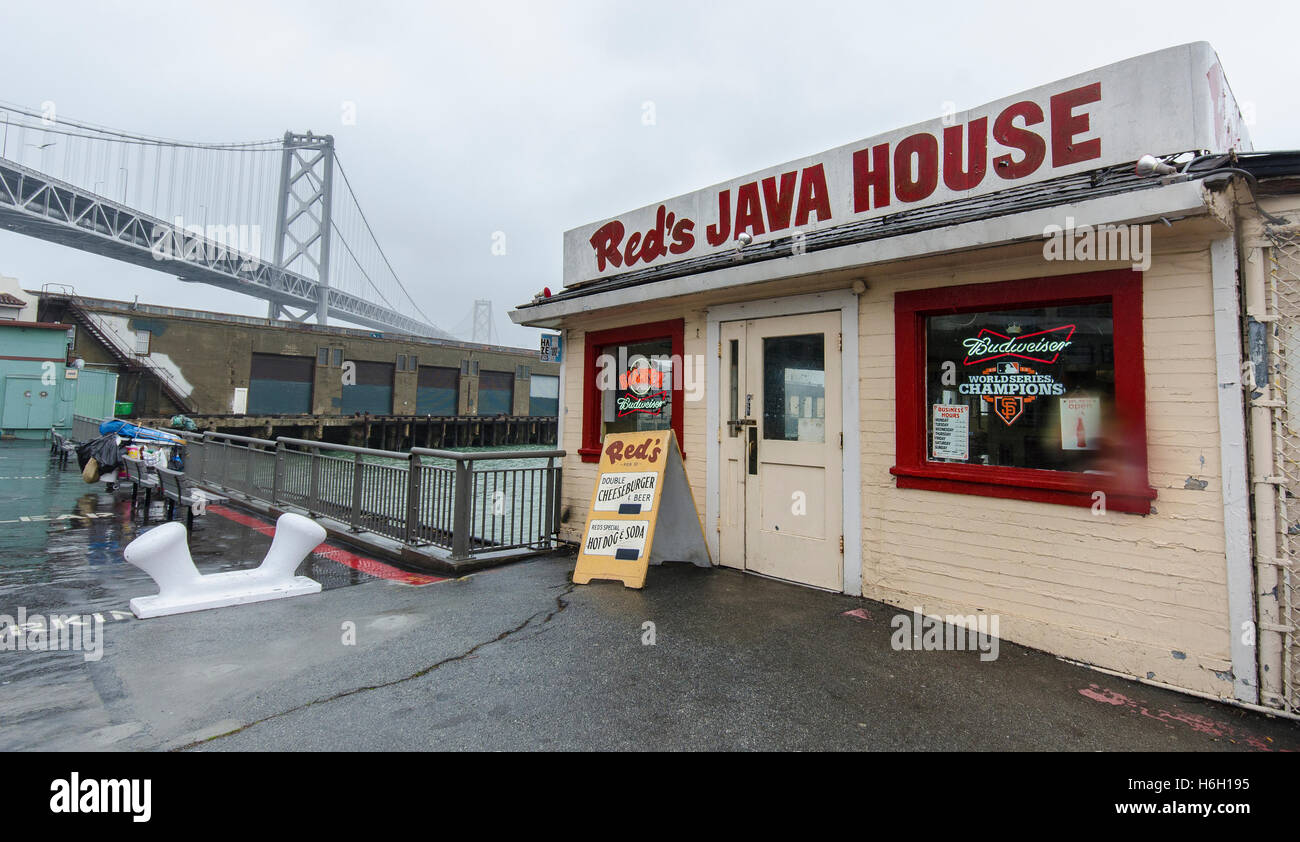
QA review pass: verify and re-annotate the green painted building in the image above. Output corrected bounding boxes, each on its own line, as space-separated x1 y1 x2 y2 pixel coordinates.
0 321 77 438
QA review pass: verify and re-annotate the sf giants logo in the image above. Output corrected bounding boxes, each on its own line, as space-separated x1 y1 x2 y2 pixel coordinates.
982 361 1038 425
994 395 1024 425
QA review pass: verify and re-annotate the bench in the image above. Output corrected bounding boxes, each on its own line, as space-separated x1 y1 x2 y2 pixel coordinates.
49 430 78 468
156 464 228 529
120 455 161 510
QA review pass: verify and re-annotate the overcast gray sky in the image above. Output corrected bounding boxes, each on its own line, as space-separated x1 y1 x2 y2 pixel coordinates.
1 0 1296 347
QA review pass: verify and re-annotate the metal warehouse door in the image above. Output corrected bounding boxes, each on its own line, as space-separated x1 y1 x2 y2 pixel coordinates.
718 311 843 590
248 354 314 414
416 365 459 415
477 370 514 415
342 360 394 415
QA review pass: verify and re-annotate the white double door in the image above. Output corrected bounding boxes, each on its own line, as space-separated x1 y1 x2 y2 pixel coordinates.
718 311 843 591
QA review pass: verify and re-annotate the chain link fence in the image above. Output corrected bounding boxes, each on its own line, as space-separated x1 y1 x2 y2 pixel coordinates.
1264 225 1300 715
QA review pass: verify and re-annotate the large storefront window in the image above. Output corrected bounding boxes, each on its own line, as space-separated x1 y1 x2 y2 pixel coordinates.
581 319 685 462
893 270 1154 512
926 301 1113 471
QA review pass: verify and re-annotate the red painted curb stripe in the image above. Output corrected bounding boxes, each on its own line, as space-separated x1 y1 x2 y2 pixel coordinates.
207 504 445 586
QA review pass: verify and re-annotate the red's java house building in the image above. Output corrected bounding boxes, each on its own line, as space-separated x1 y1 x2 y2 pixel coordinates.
512 43 1300 716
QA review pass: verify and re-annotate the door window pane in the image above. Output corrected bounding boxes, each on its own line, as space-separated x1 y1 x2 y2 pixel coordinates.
762 333 825 442
728 339 739 436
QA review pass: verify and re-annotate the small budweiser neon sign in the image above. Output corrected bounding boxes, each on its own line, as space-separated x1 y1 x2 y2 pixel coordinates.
617 363 668 417
961 324 1076 366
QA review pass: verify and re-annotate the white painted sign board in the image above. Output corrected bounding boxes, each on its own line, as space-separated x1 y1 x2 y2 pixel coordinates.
574 429 710 589
1060 396 1102 451
563 42 1250 288
540 333 562 363
932 404 970 461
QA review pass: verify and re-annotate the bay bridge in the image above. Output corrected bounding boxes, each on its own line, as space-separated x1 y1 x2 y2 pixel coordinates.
0 103 445 336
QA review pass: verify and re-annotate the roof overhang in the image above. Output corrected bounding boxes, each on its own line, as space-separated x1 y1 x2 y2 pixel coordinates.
0 320 71 330
513 178 1212 328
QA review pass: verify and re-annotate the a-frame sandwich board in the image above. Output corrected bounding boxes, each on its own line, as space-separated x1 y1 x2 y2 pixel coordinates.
572 429 711 589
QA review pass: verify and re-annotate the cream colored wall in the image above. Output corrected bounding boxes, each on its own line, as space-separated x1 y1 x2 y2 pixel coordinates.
859 241 1233 697
554 229 1234 698
557 305 710 544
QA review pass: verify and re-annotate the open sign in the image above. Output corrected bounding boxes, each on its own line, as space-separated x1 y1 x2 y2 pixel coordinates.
619 364 663 396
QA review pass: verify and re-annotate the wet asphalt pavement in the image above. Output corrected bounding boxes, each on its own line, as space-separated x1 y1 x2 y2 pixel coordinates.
3 438 1300 751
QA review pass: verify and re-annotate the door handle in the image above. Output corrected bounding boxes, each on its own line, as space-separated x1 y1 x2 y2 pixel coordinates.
747 425 758 475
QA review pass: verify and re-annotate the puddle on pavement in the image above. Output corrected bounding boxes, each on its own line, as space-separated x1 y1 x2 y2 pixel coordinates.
0 439 376 622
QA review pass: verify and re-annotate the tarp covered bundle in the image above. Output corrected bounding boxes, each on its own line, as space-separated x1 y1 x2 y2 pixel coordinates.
76 434 121 481
99 419 183 445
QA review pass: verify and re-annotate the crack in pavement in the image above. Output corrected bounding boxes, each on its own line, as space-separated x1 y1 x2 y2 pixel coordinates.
171 583 577 750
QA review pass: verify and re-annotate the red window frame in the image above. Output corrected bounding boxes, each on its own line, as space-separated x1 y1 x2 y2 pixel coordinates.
580 318 685 463
891 269 1155 513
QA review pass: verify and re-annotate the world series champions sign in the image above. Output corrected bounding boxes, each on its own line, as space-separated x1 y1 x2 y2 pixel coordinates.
572 429 711 589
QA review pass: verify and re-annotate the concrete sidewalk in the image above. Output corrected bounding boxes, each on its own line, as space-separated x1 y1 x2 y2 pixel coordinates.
3 552 1297 751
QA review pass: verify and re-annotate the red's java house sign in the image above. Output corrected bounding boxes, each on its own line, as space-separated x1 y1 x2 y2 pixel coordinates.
562 43 1250 288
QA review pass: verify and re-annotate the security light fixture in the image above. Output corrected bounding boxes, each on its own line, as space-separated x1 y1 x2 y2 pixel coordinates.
1135 154 1177 177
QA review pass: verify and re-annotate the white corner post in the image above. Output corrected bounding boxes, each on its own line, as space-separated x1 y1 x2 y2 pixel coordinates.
1211 235 1258 703
1242 226 1287 709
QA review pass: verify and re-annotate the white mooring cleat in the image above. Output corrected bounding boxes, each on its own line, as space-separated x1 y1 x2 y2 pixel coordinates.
124 513 325 618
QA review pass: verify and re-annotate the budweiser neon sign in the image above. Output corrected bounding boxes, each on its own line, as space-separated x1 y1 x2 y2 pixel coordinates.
617 362 668 417
961 324 1075 366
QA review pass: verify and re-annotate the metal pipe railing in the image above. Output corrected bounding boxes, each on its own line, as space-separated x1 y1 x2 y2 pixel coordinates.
73 416 566 557
410 447 566 461
183 434 566 558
